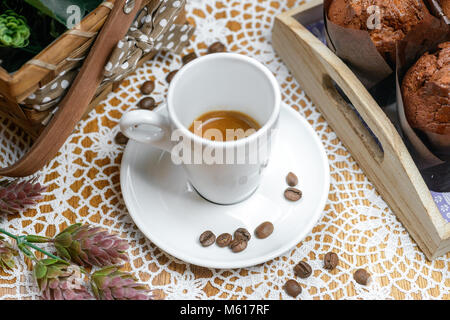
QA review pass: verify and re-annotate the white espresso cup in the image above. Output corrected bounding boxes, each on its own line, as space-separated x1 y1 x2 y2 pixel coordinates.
120 53 281 204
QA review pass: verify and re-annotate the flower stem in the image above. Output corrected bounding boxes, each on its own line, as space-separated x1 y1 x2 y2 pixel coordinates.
21 239 61 261
0 228 18 240
0 228 64 262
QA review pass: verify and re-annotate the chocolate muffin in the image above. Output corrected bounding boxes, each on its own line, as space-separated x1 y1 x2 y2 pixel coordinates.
441 0 450 17
402 42 450 136
328 0 430 63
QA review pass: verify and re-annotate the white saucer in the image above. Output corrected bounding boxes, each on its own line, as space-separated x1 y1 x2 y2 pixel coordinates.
120 103 330 269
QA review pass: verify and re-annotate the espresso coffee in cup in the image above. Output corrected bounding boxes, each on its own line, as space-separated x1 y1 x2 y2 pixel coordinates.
189 110 261 142
120 53 281 204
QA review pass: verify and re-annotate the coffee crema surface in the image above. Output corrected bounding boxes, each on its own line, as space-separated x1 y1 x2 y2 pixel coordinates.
189 110 261 141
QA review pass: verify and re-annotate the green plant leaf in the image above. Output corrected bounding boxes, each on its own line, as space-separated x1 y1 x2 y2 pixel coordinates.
25 235 50 243
55 244 71 260
69 238 82 254
90 280 100 298
59 223 81 235
5 259 16 269
45 265 60 278
33 262 47 279
93 266 117 277
0 10 31 48
40 258 59 266
24 0 103 28
54 232 72 247
17 243 34 259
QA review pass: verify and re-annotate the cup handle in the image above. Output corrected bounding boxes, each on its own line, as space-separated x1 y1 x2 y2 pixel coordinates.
120 106 174 152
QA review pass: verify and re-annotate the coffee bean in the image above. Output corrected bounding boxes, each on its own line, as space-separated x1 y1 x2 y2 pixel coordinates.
166 70 178 84
208 41 226 54
353 269 371 285
216 233 232 247
140 80 155 95
323 252 339 270
114 132 129 145
138 97 156 110
199 230 216 247
182 52 197 65
286 172 298 187
284 279 302 297
284 187 302 201
234 228 251 242
294 261 312 279
229 239 247 253
254 222 274 239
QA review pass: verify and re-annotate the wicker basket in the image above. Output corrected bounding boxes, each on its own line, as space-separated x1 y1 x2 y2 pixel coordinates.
0 0 191 138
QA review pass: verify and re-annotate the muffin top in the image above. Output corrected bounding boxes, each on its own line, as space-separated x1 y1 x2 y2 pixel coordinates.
402 42 450 135
328 0 430 64
441 0 450 18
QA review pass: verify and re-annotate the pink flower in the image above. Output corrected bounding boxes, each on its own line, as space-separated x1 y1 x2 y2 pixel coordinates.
53 224 129 267
91 266 153 300
34 259 94 300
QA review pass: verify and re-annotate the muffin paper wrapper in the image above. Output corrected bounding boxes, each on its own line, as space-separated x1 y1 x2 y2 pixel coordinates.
323 0 392 88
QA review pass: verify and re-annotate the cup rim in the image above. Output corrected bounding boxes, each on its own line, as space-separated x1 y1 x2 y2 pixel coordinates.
167 53 281 147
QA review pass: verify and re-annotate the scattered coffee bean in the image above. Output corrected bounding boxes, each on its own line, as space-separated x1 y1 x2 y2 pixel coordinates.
284 187 302 201
323 252 339 270
166 70 178 84
284 279 302 297
140 80 155 95
138 97 156 110
234 228 251 242
199 230 216 247
216 233 232 247
353 269 371 285
286 172 298 187
114 132 129 145
294 261 312 279
208 41 226 54
254 221 274 239
182 52 197 65
229 239 247 253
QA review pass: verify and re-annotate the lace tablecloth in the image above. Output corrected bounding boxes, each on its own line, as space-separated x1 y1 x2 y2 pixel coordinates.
0 0 449 300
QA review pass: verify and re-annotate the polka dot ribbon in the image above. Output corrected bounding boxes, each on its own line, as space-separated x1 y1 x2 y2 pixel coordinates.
104 0 192 81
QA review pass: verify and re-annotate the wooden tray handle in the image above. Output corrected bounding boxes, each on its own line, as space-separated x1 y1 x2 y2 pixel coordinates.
273 3 449 259
0 0 143 177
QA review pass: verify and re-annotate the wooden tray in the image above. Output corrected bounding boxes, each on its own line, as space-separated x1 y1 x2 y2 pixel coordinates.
272 0 449 260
